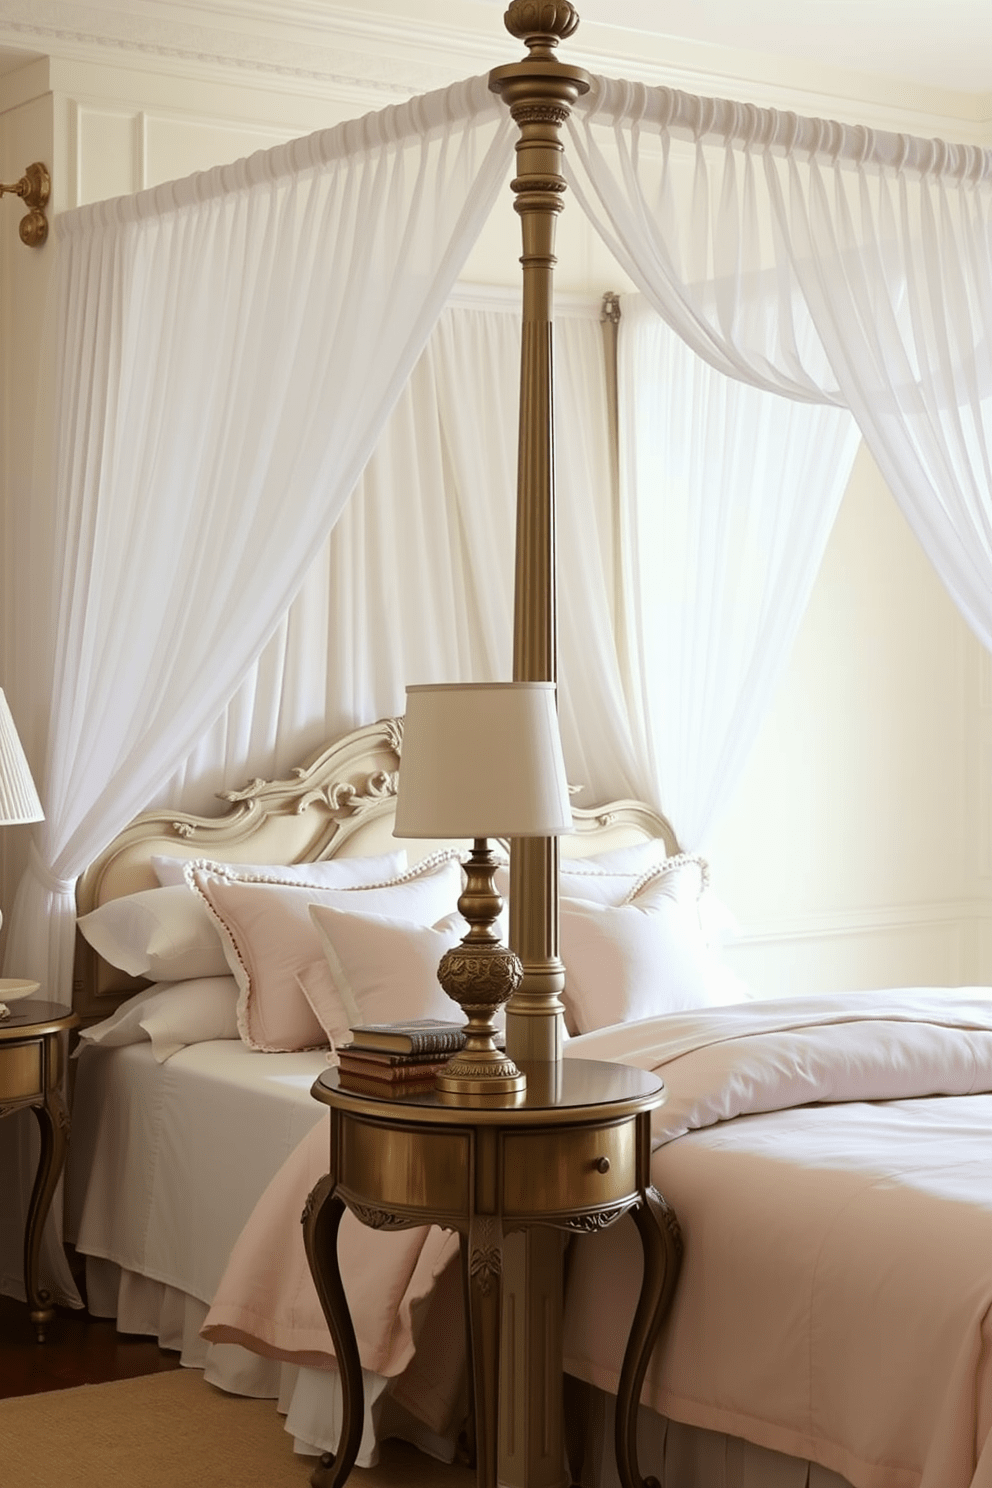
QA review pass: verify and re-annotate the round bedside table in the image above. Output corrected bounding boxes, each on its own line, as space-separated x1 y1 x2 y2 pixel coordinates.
0 998 79 1341
303 1057 683 1488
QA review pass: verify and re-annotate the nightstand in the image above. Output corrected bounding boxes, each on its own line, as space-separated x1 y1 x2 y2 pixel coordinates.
0 998 79 1341
303 1057 683 1488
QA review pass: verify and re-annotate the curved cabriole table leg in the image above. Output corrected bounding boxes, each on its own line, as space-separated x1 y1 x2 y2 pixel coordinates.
614 1189 684 1488
301 1175 364 1488
25 1089 70 1342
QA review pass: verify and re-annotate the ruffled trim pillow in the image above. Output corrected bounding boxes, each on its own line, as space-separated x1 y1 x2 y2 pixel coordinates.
188 853 463 1052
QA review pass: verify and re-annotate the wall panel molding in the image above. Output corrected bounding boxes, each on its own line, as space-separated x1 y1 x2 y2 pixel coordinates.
723 898 991 999
727 897 988 948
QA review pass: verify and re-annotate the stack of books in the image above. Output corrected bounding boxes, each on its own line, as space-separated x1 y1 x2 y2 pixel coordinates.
336 1018 467 1097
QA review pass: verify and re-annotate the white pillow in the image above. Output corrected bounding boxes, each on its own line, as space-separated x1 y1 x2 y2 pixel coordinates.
152 849 406 888
189 854 463 1053
77 885 229 981
561 862 751 1034
74 977 239 1062
496 840 670 907
303 907 466 1046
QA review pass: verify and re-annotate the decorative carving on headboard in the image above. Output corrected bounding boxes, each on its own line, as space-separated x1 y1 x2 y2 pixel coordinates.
300 768 399 819
72 716 412 1025
79 716 410 906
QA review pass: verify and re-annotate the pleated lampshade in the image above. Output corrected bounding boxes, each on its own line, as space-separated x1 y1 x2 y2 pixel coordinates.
0 690 44 824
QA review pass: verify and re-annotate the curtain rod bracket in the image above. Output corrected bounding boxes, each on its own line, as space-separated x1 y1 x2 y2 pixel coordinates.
0 163 50 247
601 291 621 324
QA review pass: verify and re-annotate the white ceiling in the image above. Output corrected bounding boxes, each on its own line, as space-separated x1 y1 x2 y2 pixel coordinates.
0 0 989 130
520 0 992 96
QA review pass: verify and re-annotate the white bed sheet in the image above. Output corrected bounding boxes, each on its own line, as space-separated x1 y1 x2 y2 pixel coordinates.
67 1039 329 1302
65 1037 465 1467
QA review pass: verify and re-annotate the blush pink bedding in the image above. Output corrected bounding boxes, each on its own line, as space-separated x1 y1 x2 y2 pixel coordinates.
202 989 992 1488
201 1113 459 1377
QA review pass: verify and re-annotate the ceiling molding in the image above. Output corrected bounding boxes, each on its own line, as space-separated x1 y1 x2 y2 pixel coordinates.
0 0 988 141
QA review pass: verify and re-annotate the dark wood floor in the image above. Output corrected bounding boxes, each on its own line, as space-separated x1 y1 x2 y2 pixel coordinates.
0 1250 181 1399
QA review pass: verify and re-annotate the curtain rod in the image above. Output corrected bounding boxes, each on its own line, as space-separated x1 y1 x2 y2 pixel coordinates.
577 75 992 185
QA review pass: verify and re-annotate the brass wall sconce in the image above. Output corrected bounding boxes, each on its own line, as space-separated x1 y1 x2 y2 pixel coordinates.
1 163 50 247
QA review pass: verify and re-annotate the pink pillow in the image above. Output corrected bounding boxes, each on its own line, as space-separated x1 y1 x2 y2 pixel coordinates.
560 858 750 1034
301 907 466 1048
189 855 462 1052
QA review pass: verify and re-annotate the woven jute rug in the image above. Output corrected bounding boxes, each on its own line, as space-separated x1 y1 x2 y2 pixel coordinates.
0 1368 475 1487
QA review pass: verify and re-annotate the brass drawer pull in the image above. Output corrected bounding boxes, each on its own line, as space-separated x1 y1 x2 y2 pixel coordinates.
595 1156 611 1174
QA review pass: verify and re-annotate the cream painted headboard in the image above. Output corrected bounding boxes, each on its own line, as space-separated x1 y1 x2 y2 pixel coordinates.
73 715 679 1026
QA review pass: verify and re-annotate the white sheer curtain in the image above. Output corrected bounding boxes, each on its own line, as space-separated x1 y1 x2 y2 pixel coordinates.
566 77 992 655
154 295 639 818
616 295 860 848
6 77 512 1001
155 284 857 862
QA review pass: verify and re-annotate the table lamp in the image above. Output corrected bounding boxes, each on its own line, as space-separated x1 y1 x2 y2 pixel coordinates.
394 682 572 1100
0 689 44 1020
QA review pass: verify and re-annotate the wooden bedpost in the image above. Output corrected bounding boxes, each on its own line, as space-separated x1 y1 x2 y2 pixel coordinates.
489 13 590 1488
491 0 590 1069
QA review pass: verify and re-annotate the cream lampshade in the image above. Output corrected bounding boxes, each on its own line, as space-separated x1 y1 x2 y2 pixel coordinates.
395 682 572 1100
0 690 44 828
0 689 44 1021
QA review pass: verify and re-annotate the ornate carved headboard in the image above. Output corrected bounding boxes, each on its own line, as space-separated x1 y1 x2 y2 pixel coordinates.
73 715 678 1027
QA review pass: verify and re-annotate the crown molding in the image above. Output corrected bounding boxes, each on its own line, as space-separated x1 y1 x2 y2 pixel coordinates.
0 0 988 141
0 0 468 104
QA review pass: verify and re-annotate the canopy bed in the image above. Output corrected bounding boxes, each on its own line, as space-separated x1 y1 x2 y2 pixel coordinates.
12 1 992 1487
65 710 992 1488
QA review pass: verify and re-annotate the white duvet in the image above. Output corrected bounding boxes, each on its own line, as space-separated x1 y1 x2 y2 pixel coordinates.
564 989 992 1488
203 988 992 1488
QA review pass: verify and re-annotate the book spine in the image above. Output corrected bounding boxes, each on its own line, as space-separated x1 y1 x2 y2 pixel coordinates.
342 1045 451 1067
338 1073 437 1099
350 1032 465 1056
338 1056 450 1083
400 1031 465 1056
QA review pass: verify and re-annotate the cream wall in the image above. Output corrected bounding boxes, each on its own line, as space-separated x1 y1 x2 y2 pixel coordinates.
711 447 992 994
0 15 989 995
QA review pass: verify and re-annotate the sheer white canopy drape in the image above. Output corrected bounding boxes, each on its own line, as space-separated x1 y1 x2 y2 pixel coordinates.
155 286 859 862
7 77 512 1000
615 295 860 848
10 63 989 1305
566 78 992 654
154 295 642 821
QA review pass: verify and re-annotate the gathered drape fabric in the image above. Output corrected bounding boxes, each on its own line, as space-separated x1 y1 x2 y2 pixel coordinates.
12 67 992 997
565 76 992 655
11 67 992 999
152 295 645 820
160 292 858 860
615 296 860 848
7 65 992 1307
5 76 512 1004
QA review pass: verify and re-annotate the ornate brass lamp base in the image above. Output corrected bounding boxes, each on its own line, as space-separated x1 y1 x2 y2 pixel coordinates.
436 841 526 1101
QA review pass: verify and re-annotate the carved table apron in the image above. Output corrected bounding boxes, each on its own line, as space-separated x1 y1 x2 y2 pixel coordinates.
304 1057 682 1488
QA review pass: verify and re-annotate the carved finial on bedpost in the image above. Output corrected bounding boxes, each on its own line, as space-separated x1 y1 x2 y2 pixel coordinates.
503 1 581 55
